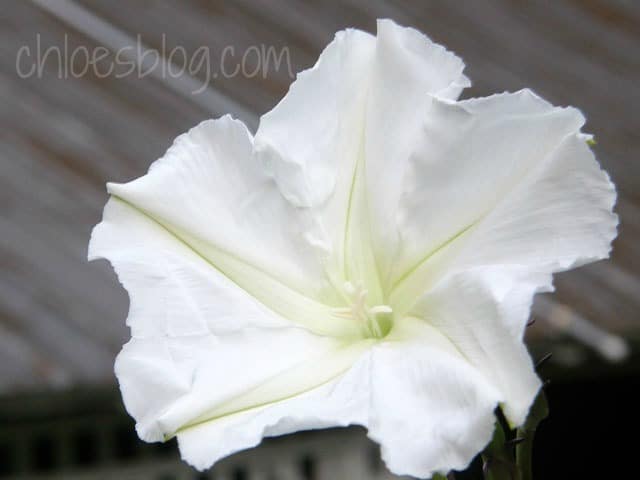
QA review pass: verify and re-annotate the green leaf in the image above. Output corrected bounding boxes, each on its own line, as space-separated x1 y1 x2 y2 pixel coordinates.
482 420 517 480
515 390 549 480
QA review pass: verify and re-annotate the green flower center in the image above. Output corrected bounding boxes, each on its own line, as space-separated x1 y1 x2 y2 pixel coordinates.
331 281 394 339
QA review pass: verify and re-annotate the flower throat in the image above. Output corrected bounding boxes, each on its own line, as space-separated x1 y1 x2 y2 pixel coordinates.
331 281 393 339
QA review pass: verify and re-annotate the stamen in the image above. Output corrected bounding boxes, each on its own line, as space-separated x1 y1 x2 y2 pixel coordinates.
369 305 393 315
330 282 393 338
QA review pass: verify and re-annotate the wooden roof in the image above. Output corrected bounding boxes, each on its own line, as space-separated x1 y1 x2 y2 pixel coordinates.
1 0 638 392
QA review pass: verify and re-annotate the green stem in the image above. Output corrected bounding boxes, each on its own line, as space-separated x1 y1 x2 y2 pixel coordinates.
516 391 549 480
432 472 456 480
482 420 517 480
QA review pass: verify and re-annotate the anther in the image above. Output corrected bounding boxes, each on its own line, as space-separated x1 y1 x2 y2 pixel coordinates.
369 305 393 315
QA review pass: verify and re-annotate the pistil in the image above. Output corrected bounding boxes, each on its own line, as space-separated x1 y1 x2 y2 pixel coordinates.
331 282 393 338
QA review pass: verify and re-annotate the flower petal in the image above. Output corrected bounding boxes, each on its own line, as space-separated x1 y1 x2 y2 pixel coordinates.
94 116 362 337
89 196 366 442
107 116 322 294
118 332 372 445
89 198 290 338
364 20 469 281
367 327 500 478
411 267 547 426
175 317 499 479
254 27 375 209
254 20 469 287
176 345 374 471
392 90 617 310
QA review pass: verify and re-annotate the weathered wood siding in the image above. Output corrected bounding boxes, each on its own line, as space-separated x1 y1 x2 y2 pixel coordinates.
1 0 638 392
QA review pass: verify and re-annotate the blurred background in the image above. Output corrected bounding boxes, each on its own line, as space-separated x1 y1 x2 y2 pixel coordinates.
1 0 638 479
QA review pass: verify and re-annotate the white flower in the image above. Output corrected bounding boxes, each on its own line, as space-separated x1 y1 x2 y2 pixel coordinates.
89 19 617 479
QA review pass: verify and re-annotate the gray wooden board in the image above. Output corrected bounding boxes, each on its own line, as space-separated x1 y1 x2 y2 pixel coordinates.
0 0 638 392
